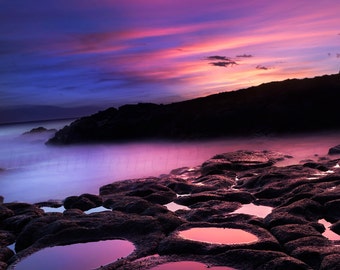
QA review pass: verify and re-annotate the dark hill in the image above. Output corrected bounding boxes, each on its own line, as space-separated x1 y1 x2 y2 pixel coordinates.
47 73 340 144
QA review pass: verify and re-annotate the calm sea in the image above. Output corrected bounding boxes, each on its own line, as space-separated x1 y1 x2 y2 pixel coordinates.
1 119 340 203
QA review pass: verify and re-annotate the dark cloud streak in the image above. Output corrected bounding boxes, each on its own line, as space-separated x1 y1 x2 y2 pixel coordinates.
206 55 238 68
256 65 270 70
236 54 253 58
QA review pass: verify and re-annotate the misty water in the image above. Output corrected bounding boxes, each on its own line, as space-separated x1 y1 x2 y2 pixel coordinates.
1 119 340 203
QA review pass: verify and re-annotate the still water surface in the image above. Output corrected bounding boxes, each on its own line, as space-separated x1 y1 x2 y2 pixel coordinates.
10 240 134 270
1 120 340 203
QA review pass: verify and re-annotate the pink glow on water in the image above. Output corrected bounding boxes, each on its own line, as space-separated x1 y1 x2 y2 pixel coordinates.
178 227 258 245
1 121 340 203
319 219 340 241
232 203 273 218
151 261 236 270
11 240 134 270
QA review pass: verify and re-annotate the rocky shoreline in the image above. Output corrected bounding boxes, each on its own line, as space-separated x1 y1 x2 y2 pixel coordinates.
47 74 340 145
1 147 340 269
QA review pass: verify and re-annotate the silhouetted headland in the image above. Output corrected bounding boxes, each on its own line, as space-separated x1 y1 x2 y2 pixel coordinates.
47 73 340 144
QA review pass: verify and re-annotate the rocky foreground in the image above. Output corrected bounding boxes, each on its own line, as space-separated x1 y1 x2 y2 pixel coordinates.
1 147 340 270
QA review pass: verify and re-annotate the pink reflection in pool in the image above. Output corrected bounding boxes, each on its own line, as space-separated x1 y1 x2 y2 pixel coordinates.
318 219 340 241
12 240 134 270
179 227 258 244
151 261 236 270
232 203 273 218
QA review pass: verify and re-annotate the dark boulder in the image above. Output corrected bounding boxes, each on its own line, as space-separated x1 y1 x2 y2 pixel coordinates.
320 253 340 270
270 224 322 244
291 246 339 270
255 256 312 270
330 220 340 234
0 230 15 246
284 236 332 253
3 202 44 216
0 247 14 262
201 150 286 175
63 193 103 211
63 209 84 216
215 249 310 270
22 126 56 135
0 206 14 221
328 145 340 155
324 199 340 220
274 199 324 222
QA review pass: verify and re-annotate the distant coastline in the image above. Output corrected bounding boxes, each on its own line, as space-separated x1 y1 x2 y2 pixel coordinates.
0 117 76 127
47 73 340 144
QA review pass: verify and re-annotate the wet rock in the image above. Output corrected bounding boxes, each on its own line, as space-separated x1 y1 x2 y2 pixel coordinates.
190 200 241 211
166 181 193 194
320 253 340 270
0 230 15 246
219 190 255 204
63 209 84 216
125 186 176 205
291 246 340 270
324 199 340 221
278 184 324 206
193 175 236 189
140 204 169 217
35 200 64 209
174 190 254 207
168 166 201 180
0 262 8 270
155 212 184 234
201 150 285 175
0 247 14 262
180 207 222 222
274 199 324 222
15 211 163 252
237 165 315 192
3 203 44 216
255 256 312 270
0 206 14 221
270 224 322 243
100 178 176 205
174 192 223 206
216 249 310 270
284 236 332 253
328 145 340 155
103 196 153 214
63 193 103 211
303 162 329 171
2 214 38 233
312 188 340 204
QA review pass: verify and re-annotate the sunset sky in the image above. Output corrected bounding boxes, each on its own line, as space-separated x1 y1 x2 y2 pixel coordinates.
1 0 339 122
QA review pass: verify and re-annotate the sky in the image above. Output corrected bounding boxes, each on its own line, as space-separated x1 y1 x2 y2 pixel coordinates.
1 0 339 122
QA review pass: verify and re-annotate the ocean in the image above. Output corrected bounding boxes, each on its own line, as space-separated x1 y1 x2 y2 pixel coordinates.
1 119 340 203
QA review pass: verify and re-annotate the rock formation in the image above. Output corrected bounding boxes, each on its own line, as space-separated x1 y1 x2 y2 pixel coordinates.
47 74 340 144
1 148 339 269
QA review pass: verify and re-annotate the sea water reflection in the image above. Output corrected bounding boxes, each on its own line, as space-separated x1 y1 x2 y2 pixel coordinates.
1 120 340 203
10 240 134 270
179 227 258 245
